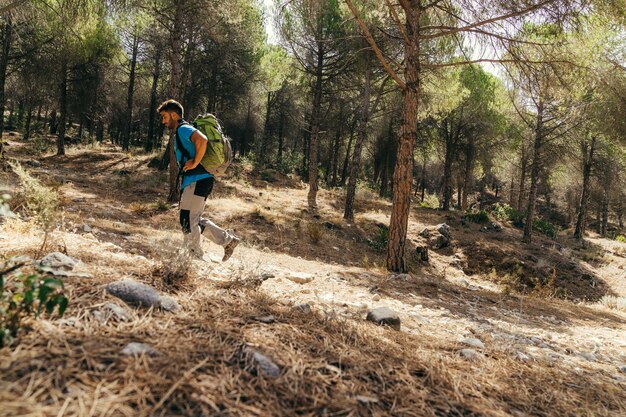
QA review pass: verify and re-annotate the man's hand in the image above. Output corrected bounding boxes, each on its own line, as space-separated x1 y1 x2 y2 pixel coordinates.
183 160 197 172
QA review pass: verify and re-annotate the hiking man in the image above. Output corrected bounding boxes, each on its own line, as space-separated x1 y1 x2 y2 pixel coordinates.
158 99 240 261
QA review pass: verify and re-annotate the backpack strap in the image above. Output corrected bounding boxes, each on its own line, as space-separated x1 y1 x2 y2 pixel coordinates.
175 120 192 163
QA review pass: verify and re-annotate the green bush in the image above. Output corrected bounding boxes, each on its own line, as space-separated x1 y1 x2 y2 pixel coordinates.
0 264 69 348
466 209 490 223
368 224 389 251
491 203 524 227
533 219 558 238
615 235 626 243
419 193 440 209
276 150 300 175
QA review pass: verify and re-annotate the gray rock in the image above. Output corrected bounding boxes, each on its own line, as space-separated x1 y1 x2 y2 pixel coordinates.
243 346 280 378
120 342 159 356
253 315 275 324
419 228 430 238
95 303 131 322
366 307 401 330
294 303 312 314
390 273 410 281
619 365 626 374
160 296 181 312
106 279 162 308
459 348 484 361
40 252 79 271
429 232 450 249
580 352 597 362
462 338 485 349
514 351 531 361
83 224 92 233
491 222 503 232
437 223 451 239
286 273 314 284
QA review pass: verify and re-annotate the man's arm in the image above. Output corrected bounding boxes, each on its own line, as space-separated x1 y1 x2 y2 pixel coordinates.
183 130 208 172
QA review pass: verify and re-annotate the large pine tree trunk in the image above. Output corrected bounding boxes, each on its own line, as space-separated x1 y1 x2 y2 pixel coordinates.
146 49 161 152
0 16 12 157
387 10 420 272
523 101 544 243
574 136 595 239
123 32 139 151
307 40 324 209
344 54 371 220
57 58 68 156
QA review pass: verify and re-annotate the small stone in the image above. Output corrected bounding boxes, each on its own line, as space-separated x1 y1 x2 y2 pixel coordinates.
356 395 379 405
120 342 159 356
160 296 181 312
618 365 626 374
83 224 92 233
253 315 275 324
366 307 401 330
372 294 381 301
107 279 162 308
514 351 530 361
243 346 280 378
459 348 483 361
295 303 312 313
40 252 79 271
491 222 503 232
462 338 485 349
286 273 315 284
419 228 430 238
437 223 451 239
260 272 275 280
580 352 597 362
97 303 131 321
390 273 410 281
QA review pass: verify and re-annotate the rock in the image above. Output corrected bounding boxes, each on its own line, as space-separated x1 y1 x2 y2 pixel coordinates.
419 228 430 238
356 395 379 405
83 224 92 233
294 303 312 313
390 273 410 281
514 351 531 361
437 223 451 239
160 296 181 312
106 279 162 308
462 338 485 349
286 272 315 284
94 303 131 322
25 159 41 168
253 315 275 324
459 348 484 361
372 294 381 301
120 342 159 356
491 222 503 232
243 346 280 378
619 365 626 374
580 352 597 362
40 252 79 271
366 307 401 330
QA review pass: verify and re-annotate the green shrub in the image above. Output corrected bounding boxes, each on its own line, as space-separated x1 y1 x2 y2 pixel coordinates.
533 218 558 238
0 264 68 348
368 224 389 251
615 235 626 243
466 209 490 223
419 193 440 209
276 150 300 175
491 203 524 226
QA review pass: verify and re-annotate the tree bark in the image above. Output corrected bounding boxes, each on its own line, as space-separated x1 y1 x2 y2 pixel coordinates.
146 48 161 152
574 136 595 239
344 54 371 220
57 57 68 156
0 16 11 157
307 35 324 209
461 136 475 211
123 32 139 151
340 116 357 185
167 6 185 202
523 100 544 243
387 8 420 272
24 101 33 140
517 143 527 211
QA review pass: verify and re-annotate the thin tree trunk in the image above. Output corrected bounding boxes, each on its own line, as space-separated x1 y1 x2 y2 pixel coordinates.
57 57 68 156
167 6 185 202
517 143 527 211
146 48 161 152
441 120 455 210
461 136 475 211
0 16 11 157
344 53 372 220
24 101 33 140
277 98 285 165
123 32 139 151
574 136 595 239
307 40 324 209
523 100 544 243
601 189 610 237
260 91 274 164
340 115 357 185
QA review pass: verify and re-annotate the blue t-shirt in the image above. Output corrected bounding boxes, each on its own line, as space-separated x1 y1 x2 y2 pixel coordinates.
174 123 213 190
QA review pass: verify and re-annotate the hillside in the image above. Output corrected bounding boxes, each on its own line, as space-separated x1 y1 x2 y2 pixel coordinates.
1 137 625 417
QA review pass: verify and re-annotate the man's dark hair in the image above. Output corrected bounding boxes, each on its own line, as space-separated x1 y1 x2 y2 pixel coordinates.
157 99 184 117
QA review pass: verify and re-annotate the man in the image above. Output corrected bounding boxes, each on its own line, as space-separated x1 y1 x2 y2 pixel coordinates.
158 99 240 261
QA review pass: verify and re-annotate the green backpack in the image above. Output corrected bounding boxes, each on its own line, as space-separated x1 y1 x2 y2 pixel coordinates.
192 113 233 177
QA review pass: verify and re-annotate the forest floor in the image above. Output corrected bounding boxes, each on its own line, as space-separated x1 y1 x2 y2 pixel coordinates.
1 136 625 417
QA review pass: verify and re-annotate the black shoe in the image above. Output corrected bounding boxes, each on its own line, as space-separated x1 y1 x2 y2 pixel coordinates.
222 237 240 262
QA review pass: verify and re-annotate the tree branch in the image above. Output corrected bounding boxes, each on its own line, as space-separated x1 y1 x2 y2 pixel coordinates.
345 0 406 89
